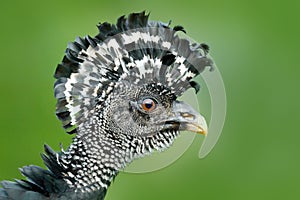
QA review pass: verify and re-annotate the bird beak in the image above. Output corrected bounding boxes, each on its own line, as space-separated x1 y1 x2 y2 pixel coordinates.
171 101 208 135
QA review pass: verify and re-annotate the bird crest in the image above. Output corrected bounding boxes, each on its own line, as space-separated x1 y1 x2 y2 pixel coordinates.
54 11 214 134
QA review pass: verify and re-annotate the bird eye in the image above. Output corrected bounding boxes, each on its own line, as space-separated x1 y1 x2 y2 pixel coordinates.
141 98 156 112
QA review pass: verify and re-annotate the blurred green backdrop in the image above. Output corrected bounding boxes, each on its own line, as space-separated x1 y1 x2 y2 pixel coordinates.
0 0 299 199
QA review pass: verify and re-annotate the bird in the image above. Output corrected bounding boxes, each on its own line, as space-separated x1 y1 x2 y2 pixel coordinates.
0 11 214 200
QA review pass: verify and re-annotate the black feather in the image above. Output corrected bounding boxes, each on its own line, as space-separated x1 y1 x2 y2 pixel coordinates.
173 25 186 33
189 80 201 94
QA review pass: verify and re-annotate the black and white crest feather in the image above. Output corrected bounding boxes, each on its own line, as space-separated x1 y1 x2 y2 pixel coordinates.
54 11 214 134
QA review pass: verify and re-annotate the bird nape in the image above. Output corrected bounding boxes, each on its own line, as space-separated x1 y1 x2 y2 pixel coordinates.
0 11 214 200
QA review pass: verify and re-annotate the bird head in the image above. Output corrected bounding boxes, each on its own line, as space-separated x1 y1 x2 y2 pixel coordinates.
54 11 213 163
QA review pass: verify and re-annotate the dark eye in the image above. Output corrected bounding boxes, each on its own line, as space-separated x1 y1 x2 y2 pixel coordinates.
141 98 156 112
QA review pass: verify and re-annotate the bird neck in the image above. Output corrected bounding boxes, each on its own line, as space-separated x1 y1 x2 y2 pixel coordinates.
57 125 179 197
59 132 132 195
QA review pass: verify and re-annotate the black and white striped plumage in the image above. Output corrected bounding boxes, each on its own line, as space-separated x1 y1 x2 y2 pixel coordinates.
0 11 214 200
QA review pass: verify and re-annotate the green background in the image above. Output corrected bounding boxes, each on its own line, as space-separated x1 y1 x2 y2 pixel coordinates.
0 0 299 199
